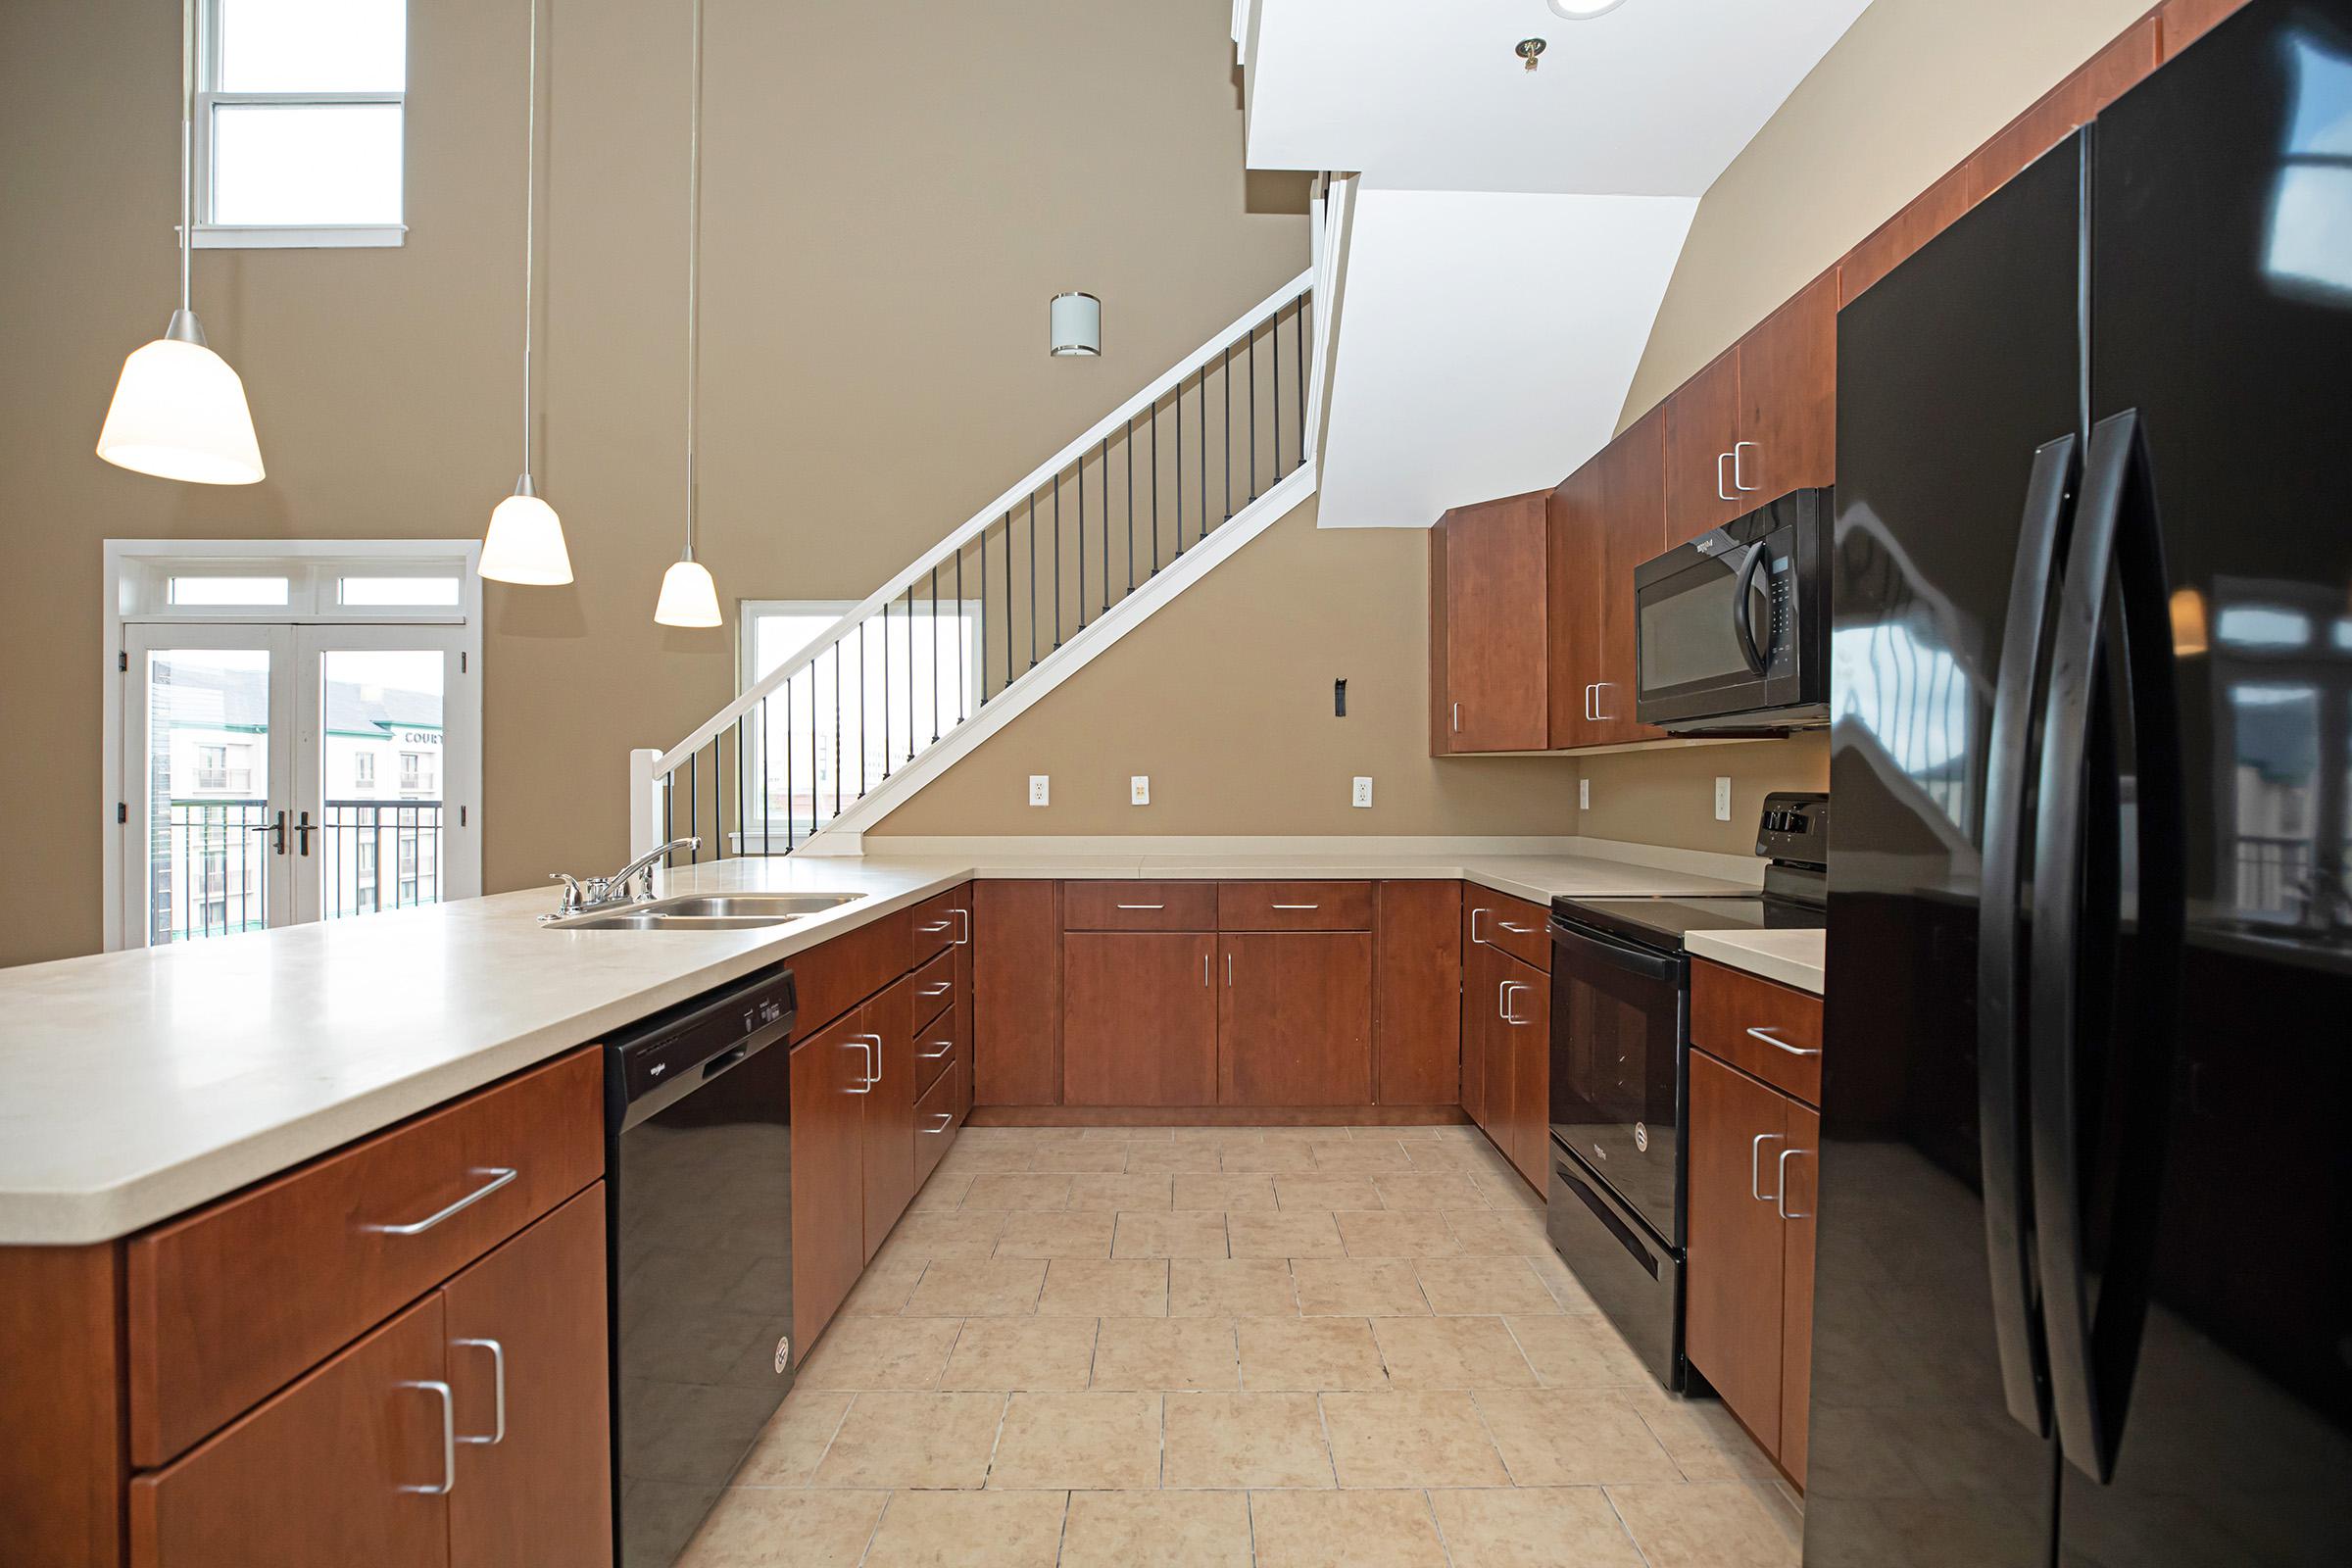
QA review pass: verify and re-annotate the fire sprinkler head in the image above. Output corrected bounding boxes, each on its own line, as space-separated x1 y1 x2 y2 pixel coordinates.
1516 37 1547 72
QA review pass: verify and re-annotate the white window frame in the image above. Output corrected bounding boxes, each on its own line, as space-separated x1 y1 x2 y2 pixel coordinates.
192 0 409 250
102 539 481 951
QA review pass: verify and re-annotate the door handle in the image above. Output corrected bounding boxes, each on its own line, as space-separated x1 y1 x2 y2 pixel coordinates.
1775 1149 1811 1220
919 919 954 935
1584 683 1597 722
1201 952 1210 986
362 1167 517 1235
925 1112 953 1132
451 1338 506 1446
1731 543 1771 674
1116 904 1165 910
951 907 971 946
1733 440 1760 492
1270 904 1320 910
1451 701 1462 733
1225 952 1234 987
919 981 953 999
1744 1026 1820 1058
1497 920 1537 936
1749 1133 1784 1201
246 809 287 855
847 1036 876 1093
293 809 316 857
397 1380 457 1494
1469 906 1491 946
1716 450 1737 502
1500 982 1532 1025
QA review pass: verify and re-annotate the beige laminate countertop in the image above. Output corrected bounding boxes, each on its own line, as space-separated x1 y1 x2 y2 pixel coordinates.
1685 928 1827 996
0 844 1751 1245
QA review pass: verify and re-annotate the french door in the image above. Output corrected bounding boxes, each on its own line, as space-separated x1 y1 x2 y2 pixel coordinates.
123 622 478 946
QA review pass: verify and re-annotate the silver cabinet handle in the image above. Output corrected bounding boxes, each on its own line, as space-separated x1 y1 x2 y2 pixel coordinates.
919 919 954 934
1584 683 1597 722
951 906 971 946
1497 920 1536 935
926 1112 953 1132
1734 440 1760 492
847 1036 876 1093
452 1338 505 1446
1776 1148 1812 1220
1746 1026 1822 1057
364 1167 517 1236
1226 952 1234 986
1500 981 1532 1025
1271 904 1320 910
1750 1133 1785 1201
1717 450 1737 502
1116 903 1165 910
920 1039 954 1060
920 981 953 998
398 1380 457 1494
1592 682 1613 720
1202 953 1210 986
1451 701 1461 732
1469 906 1491 946
861 1033 883 1088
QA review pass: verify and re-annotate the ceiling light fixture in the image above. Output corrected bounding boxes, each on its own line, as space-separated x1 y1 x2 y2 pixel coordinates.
656 0 722 628
1547 0 1629 19
479 0 573 585
96 0 265 486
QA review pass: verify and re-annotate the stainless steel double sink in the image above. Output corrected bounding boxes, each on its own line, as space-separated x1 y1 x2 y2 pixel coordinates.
545 891 863 931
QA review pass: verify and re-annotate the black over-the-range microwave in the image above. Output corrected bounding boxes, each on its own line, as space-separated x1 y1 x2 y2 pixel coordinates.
1632 487 1830 733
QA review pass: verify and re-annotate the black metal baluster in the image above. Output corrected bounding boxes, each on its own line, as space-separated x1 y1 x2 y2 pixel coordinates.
686 751 697 865
1296 298 1307 473
1125 418 1135 594
930 566 940 744
1223 345 1232 523
662 771 673 858
1052 473 1063 649
1273 308 1282 474
775 678 786 851
1199 365 1208 542
1028 495 1039 670
905 587 914 763
982 523 993 705
956 546 966 723
1076 456 1088 632
1175 382 1185 556
858 619 869 798
1151 400 1161 572
1249 317 1258 501
1099 436 1111 614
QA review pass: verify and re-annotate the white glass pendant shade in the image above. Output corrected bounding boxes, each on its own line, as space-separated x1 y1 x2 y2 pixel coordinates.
655 557 722 627
1050 291 1102 357
1546 0 1628 17
480 481 573 584
96 317 265 485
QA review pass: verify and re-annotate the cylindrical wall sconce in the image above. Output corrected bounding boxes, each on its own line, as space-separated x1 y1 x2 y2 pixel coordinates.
1050 291 1102 357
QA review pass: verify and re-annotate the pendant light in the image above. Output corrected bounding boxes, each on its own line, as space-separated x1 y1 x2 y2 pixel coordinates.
655 0 722 628
479 0 572 584
96 0 265 485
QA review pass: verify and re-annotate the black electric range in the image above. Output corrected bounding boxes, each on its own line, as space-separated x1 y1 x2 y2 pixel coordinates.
1541 792 1826 1392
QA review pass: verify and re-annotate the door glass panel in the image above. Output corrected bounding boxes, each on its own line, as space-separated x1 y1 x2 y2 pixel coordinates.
318 649 444 919
145 648 272 944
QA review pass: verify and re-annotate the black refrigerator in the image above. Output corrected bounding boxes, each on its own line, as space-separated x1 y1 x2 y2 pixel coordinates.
1816 2 2352 1564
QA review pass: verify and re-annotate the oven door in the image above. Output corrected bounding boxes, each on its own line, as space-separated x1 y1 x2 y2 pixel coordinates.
1633 521 1803 728
1549 915 1687 1245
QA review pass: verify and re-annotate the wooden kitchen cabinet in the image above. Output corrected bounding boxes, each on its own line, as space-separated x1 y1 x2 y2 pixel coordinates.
1218 931 1374 1106
2160 0 2250 57
1460 935 1499 1134
1966 21 2157 205
791 1013 871 1349
1686 1049 1789 1452
1735 275 1837 503
860 975 918 1262
1549 407 1668 748
444 1188 612 1568
1497 950 1549 1189
1062 932 1218 1105
1663 349 1743 546
1779 1099 1819 1487
974 880 1059 1105
1430 492 1549 753
1374 881 1461 1106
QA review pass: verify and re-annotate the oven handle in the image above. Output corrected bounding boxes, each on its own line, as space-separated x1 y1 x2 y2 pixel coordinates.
1731 541 1771 675
1549 917 1680 984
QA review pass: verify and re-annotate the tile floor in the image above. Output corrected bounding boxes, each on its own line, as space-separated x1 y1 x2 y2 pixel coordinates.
681 1123 1802 1567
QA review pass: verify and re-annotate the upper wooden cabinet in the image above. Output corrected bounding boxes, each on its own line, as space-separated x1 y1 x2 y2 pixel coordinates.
1548 407 1667 748
1966 20 2158 204
1663 349 1744 546
2159 0 2250 57
1736 274 1838 503
1430 492 1549 753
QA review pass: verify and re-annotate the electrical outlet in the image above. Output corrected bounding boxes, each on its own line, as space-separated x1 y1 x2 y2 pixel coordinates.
1130 775 1151 806
1352 776 1373 808
1579 778 1591 810
1028 775 1050 807
1714 776 1733 821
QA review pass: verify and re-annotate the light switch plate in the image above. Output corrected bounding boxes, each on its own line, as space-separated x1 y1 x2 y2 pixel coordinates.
1352 776 1373 808
1028 775 1050 807
1579 778 1591 810
1130 775 1151 806
1714 776 1733 821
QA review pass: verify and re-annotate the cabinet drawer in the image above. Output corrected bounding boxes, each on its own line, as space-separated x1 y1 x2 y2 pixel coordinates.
1466 889 1550 972
909 886 968 968
910 948 958 1034
789 907 913 1040
915 999 963 1099
1690 959 1823 1105
1061 880 1217 930
913 1061 960 1188
125 1049 604 1468
1216 881 1373 931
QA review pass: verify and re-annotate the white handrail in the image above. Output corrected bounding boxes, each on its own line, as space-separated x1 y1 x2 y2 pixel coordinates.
655 267 1314 775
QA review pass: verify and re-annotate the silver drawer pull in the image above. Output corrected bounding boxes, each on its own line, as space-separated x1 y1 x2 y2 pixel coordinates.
1500 981 1532 1025
1115 903 1164 910
919 920 953 934
452 1338 506 1446
1497 920 1536 935
1746 1026 1821 1057
926 1113 954 1132
1776 1148 1812 1220
951 907 971 946
920 981 953 998
920 1041 954 1060
1750 1133 1784 1202
1271 904 1320 910
398 1380 456 1494
364 1167 517 1236
1469 907 1492 945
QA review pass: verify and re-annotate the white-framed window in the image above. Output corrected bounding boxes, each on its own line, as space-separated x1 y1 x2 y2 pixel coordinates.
353 752 374 787
194 0 409 250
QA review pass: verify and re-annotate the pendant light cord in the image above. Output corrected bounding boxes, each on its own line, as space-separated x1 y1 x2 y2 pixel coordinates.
179 0 194 314
520 0 539 479
682 0 704 561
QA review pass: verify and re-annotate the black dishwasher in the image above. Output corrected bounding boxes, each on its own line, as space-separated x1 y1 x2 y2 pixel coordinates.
605 963 797 1568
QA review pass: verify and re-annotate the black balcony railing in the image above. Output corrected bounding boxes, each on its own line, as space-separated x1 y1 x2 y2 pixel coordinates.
154 800 272 944
323 800 443 918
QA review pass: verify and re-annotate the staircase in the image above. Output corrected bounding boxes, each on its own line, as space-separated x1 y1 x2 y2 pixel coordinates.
629 268 1318 862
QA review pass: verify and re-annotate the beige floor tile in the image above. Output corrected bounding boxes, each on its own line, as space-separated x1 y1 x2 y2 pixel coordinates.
1237 1317 1389 1391
1370 1173 1488 1210
939 1317 1100 1392
1225 1210 1347 1259
1173 1173 1278 1210
1301 1141 1415 1174
958 1173 1073 1210
1441 1209 1553 1257
1372 1316 1539 1390
1475 1390 1683 1485
1248 1488 1450 1567
1162 1391 1334 1489
1507 1314 1654 1389
1124 1144 1224 1173
795 1316 960 1391
1273 1176 1385 1210
1372 1122 1454 1141
1092 1317 1239 1391
1065 1173 1174 1211
1605 1481 1801 1567
900 1258 1048 1317
1083 1124 1170 1140
1112 1209 1230 1258
935 1144 1034 1174
1525 1250 1603 1312
1030 1143 1134 1172
1416 1257 1562 1316
1291 1258 1431 1317
1059 1488 1254 1568
861 1488 1068 1568
1036 1257 1169 1317
992 1209 1116 1259
1336 1210 1461 1258
986 1392 1162 1489
906 1173 973 1213
1473 1168 1544 1210
732 1390 854 1485
839 1254 929 1316
1428 1487 1646 1567
879 1209 1006 1259
1401 1139 1498 1172
1634 1395 1781 1480
1213 1141 1321 1173
1319 1390 1513 1487
1169 1257 1299 1317
678 1488 887 1567
968 1125 1082 1143
809 1393 1006 1489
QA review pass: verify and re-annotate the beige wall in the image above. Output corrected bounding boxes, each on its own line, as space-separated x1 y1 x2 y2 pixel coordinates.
0 0 1307 966
1619 0 2154 427
1577 733 1830 859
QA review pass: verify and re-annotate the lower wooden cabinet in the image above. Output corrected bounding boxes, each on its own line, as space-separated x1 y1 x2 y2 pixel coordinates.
1500 953 1549 1189
860 976 918 1262
791 1013 878 1350
1374 881 1461 1105
1779 1099 1819 1485
1218 931 1373 1105
1062 932 1217 1105
973 881 1060 1105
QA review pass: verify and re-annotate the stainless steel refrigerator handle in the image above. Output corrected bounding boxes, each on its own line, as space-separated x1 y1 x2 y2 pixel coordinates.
1775 1148 1811 1220
452 1338 506 1446
1745 1026 1821 1057
397 1381 457 1494
1978 431 2077 1444
1749 1133 1784 1201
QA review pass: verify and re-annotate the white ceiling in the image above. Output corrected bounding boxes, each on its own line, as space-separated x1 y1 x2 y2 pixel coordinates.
1247 0 1873 196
